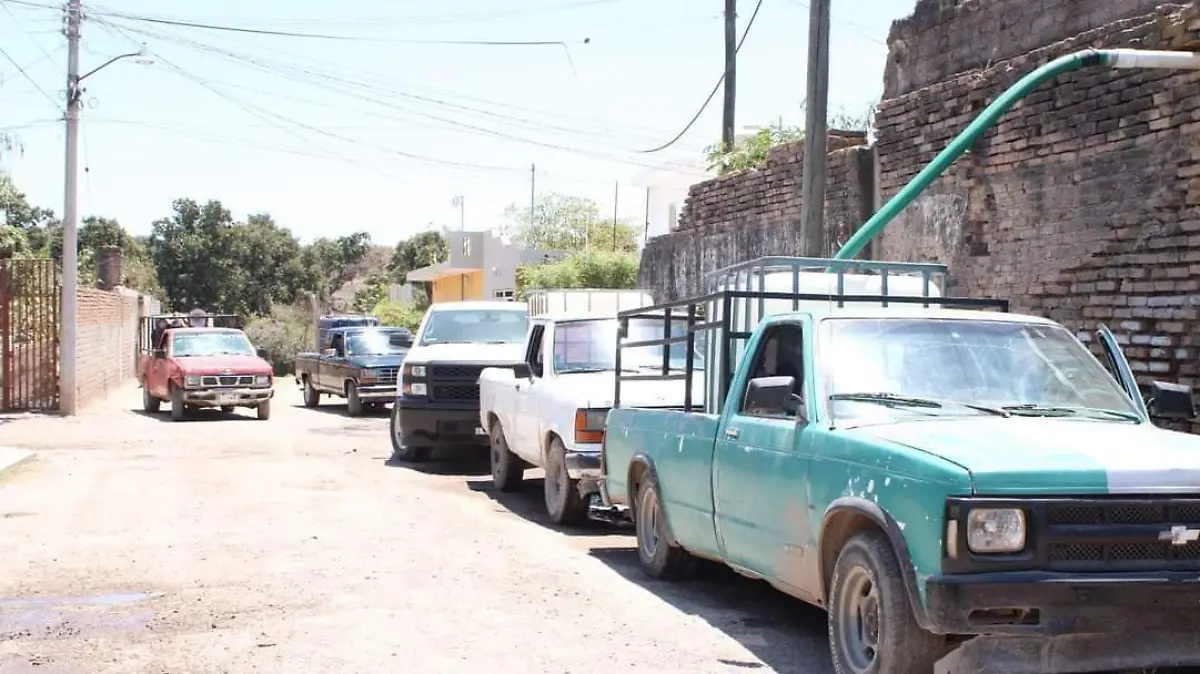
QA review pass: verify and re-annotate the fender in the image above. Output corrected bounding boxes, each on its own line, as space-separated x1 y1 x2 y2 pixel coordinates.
625 453 683 548
819 497 929 628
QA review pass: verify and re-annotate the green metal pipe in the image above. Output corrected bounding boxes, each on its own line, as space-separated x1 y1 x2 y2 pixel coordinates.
833 49 1110 261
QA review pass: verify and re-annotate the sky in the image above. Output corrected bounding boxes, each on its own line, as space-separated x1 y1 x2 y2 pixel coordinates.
0 0 918 246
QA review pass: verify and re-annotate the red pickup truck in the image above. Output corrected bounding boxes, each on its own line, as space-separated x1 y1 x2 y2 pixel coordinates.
137 314 275 421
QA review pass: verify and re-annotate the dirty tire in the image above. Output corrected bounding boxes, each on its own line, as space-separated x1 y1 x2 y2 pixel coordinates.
302 376 320 407
257 400 272 420
141 384 160 413
346 382 363 417
633 472 691 579
828 531 943 674
389 405 430 463
169 385 185 422
544 436 586 525
489 421 524 492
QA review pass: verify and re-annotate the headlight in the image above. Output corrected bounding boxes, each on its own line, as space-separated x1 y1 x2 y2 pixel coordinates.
966 508 1026 553
405 364 426 379
361 369 378 379
185 375 202 388
255 374 271 386
408 382 427 396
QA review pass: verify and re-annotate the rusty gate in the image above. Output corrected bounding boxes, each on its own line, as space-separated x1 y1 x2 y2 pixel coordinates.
0 259 60 411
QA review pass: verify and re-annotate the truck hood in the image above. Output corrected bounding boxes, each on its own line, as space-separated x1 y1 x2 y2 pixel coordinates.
405 342 525 364
175 355 272 375
848 417 1200 496
552 371 705 409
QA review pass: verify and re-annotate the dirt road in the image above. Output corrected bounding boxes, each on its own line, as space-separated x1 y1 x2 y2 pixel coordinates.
0 384 832 674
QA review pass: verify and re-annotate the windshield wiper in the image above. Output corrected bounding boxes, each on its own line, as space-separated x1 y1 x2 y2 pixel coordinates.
1001 404 1140 421
830 392 1011 418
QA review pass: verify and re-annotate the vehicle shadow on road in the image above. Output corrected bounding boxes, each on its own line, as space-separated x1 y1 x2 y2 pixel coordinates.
466 477 634 539
588 546 833 673
291 403 391 418
383 445 491 477
129 409 258 423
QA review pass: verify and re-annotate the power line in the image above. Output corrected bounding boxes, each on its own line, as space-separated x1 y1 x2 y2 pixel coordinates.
639 0 765 153
0 0 60 65
0 42 58 109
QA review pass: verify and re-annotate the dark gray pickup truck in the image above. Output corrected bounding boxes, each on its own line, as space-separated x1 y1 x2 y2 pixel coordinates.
294 326 412 416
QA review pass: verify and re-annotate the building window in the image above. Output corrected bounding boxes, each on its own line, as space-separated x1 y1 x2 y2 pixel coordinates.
462 237 471 256
494 289 515 301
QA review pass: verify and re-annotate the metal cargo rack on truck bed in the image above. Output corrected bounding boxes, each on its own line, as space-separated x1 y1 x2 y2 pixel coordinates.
139 313 243 352
613 256 1009 416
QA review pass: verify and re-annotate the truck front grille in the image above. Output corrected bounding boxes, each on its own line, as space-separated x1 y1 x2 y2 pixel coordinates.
432 383 479 401
430 364 485 379
201 375 254 387
1044 499 1200 572
376 367 399 384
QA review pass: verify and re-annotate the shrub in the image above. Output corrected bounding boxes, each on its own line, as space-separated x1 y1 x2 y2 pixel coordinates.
373 299 426 332
516 250 639 297
245 303 312 375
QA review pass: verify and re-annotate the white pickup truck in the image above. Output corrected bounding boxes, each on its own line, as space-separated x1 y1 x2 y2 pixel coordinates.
478 311 705 525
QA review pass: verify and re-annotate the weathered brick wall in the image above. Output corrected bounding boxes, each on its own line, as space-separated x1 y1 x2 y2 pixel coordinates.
76 287 158 408
885 0 1163 98
874 2 1200 424
639 134 876 300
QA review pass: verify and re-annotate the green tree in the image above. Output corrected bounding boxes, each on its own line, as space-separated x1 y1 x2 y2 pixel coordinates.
148 198 240 312
502 192 640 253
302 231 371 301
516 250 640 295
225 213 311 316
705 104 877 175
0 174 58 258
352 271 392 313
389 230 447 306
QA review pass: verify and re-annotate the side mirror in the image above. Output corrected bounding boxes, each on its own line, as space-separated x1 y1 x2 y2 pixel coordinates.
256 347 268 360
744 376 803 418
1148 381 1196 420
511 362 532 379
323 348 337 358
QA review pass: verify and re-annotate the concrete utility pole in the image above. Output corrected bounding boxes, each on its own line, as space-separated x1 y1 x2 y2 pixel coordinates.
60 0 82 416
799 0 832 257
722 0 737 152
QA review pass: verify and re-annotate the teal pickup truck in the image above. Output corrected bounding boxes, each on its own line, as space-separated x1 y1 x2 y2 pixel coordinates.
598 257 1200 674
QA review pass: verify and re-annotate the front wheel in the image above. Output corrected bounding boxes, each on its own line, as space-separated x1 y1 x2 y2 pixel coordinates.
828 531 943 674
256 400 272 420
346 382 363 417
544 437 586 525
633 472 692 579
302 376 320 407
389 405 430 463
489 421 524 492
169 385 185 422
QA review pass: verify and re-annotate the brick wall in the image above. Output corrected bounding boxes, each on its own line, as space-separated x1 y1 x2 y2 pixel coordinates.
885 0 1163 98
638 133 876 301
874 3 1200 426
76 287 158 408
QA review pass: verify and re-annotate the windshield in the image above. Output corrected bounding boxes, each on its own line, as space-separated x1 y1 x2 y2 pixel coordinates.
345 330 409 356
822 318 1139 422
171 331 255 357
552 318 706 374
419 309 528 345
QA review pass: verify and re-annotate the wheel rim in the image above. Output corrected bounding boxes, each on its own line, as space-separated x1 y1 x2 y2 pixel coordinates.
490 427 503 474
836 565 881 672
637 485 661 559
544 444 564 509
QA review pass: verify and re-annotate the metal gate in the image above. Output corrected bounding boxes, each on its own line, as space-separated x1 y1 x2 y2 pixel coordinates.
0 259 60 411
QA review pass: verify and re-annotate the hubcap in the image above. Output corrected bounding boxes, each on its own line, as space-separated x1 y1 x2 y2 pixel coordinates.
837 566 881 672
637 486 661 559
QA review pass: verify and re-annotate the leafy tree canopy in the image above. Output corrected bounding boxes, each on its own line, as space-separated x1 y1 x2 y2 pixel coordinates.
502 192 640 253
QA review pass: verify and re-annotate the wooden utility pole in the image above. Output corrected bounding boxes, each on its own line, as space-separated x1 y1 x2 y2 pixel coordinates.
799 0 831 257
722 0 737 152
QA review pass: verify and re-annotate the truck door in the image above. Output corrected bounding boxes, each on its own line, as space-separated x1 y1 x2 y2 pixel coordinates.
321 334 347 392
712 320 816 579
149 329 171 398
515 324 547 454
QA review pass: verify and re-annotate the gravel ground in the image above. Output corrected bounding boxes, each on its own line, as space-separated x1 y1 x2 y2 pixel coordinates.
0 383 833 674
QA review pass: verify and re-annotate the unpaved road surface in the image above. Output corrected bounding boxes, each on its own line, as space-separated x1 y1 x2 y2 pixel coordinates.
0 384 831 674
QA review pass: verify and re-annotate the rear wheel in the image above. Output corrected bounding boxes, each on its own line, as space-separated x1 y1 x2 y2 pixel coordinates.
489 421 524 492
141 384 160 413
389 405 430 463
169 385 185 422
633 472 692 579
302 376 320 407
256 399 272 420
544 436 587 526
346 382 363 417
828 531 943 674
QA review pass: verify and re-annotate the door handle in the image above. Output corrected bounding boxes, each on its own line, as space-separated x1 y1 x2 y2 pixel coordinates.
724 427 740 439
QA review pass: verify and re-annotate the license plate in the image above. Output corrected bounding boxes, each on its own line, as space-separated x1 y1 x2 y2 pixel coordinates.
216 394 238 406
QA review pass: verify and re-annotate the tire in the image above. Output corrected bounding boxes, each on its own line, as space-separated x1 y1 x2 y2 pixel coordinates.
544 436 587 525
302 376 320 408
256 399 272 420
141 384 160 413
169 384 185 422
489 421 524 492
389 405 430 462
346 382 363 417
828 531 943 674
633 472 692 579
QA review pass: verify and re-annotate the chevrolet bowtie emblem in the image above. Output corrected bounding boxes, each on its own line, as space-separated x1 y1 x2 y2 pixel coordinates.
1158 525 1200 546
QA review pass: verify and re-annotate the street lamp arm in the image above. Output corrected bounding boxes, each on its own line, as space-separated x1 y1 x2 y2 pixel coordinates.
78 50 144 82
